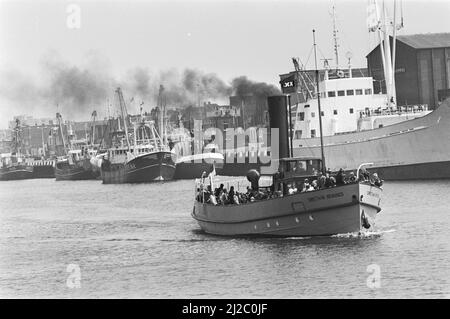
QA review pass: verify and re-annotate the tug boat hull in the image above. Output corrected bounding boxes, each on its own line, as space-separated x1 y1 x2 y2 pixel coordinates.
192 183 381 237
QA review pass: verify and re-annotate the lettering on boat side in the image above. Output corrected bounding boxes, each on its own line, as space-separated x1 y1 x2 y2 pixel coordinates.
307 192 344 202
181 303 268 316
367 191 380 198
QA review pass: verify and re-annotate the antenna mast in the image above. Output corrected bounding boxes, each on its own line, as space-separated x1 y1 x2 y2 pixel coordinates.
332 5 339 70
313 30 326 174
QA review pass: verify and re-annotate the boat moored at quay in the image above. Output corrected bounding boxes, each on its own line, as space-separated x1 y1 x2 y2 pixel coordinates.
292 98 450 180
54 112 100 181
280 1 450 180
98 88 176 183
100 144 176 184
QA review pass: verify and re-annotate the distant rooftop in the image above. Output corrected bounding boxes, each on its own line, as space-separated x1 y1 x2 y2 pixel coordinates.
397 32 450 49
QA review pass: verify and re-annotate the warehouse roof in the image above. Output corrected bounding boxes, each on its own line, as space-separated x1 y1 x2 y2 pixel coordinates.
367 33 450 57
397 33 450 49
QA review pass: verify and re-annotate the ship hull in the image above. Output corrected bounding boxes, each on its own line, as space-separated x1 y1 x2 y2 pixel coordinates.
292 99 450 180
31 160 55 179
55 158 99 181
101 151 176 184
192 183 381 237
0 165 34 181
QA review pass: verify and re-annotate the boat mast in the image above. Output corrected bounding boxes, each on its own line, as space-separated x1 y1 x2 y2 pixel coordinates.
41 125 45 157
91 110 97 146
116 87 131 150
312 30 326 174
158 84 165 146
56 112 67 154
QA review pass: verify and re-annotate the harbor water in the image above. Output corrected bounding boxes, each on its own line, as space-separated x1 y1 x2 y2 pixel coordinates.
0 178 449 298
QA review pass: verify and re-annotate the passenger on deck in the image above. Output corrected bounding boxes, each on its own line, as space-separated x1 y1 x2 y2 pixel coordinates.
288 184 298 195
371 173 383 187
335 168 346 186
196 188 202 202
317 172 326 189
359 168 370 182
228 186 236 203
220 188 228 205
325 172 336 188
347 171 357 183
215 184 224 197
302 179 310 192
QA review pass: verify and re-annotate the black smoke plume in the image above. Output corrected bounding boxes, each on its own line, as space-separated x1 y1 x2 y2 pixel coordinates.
0 52 280 125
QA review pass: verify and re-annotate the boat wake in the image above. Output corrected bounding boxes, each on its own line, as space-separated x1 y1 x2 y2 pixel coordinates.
332 228 397 238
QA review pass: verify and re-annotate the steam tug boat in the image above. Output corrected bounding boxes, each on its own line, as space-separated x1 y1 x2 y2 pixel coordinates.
192 32 384 237
192 159 381 237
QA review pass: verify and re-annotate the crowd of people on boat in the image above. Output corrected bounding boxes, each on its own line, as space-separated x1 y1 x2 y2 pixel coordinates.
196 168 383 205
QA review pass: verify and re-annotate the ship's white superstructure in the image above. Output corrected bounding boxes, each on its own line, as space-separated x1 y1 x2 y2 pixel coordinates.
292 70 431 144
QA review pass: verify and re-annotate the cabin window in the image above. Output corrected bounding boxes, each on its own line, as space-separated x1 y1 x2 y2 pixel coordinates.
298 112 305 121
311 129 316 138
337 90 345 96
356 89 363 95
328 91 336 97
349 108 354 114
304 104 310 108
333 110 338 115
295 130 302 139
347 89 354 96
321 111 325 116
365 88 372 95
311 112 315 118
379 124 384 128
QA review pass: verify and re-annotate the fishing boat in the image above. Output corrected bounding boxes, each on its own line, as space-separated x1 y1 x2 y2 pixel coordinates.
0 153 33 181
54 112 100 181
0 119 34 181
192 31 383 237
98 88 176 183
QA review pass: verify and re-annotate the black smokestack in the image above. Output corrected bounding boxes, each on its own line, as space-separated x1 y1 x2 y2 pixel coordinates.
267 95 289 160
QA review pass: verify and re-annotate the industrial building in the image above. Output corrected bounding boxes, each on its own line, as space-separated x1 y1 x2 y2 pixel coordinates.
366 32 450 108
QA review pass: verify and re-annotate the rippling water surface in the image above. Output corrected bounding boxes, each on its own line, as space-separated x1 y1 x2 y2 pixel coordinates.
0 178 449 298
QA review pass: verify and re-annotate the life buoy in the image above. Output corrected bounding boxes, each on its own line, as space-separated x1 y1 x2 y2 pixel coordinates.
361 211 371 229
337 70 345 78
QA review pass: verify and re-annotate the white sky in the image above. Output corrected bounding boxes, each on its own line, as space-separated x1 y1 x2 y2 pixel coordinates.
0 0 449 128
